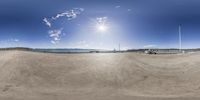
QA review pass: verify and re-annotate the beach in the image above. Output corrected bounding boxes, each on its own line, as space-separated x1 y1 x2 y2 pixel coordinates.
0 50 200 100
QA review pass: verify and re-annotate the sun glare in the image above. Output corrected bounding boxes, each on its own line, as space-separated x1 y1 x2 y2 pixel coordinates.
97 25 107 32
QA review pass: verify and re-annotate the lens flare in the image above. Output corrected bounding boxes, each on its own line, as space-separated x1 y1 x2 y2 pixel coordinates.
96 17 108 32
97 25 107 32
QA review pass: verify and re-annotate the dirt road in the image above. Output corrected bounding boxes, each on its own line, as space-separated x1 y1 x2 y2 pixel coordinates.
0 51 200 100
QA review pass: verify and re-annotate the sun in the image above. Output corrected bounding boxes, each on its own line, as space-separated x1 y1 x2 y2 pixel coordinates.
97 24 108 32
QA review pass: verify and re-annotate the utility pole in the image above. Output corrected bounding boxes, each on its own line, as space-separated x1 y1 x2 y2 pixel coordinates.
179 25 182 52
119 43 121 52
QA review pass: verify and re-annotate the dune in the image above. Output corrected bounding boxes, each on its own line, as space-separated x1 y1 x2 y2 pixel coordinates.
0 50 200 100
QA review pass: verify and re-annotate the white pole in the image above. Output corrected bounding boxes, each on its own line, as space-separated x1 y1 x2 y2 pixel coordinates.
119 43 120 52
179 25 182 52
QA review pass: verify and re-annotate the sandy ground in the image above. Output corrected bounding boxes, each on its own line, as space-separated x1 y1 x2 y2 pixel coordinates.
0 50 200 100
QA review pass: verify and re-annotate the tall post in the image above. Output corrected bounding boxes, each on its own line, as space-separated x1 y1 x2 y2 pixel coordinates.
179 25 182 52
119 43 120 52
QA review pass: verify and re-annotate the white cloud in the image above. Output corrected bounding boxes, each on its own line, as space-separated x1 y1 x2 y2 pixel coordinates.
3 38 20 42
115 6 121 8
0 38 20 47
43 8 84 44
96 17 107 25
52 8 84 20
43 8 83 28
128 9 132 12
13 39 19 42
51 41 56 44
48 29 62 44
43 18 51 27
144 44 157 48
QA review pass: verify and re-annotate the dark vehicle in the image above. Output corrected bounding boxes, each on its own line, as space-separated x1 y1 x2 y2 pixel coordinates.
145 49 157 54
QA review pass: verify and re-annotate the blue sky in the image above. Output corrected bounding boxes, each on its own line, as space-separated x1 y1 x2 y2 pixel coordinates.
0 0 200 49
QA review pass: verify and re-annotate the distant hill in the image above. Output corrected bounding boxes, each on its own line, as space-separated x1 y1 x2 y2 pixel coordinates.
0 47 109 53
0 47 32 51
32 48 101 53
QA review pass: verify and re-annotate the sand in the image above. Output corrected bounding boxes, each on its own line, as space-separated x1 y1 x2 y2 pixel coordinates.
0 50 200 100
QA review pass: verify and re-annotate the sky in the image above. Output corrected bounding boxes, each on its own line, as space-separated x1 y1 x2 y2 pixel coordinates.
0 0 200 49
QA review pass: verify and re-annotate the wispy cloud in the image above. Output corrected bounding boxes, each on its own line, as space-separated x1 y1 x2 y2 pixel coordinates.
96 17 107 25
0 38 20 47
127 9 132 12
43 18 51 27
115 6 121 8
13 39 19 42
144 44 157 48
48 29 62 44
52 8 84 20
43 8 84 45
0 38 20 43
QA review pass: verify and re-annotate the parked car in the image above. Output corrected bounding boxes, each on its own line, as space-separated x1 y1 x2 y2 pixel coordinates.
145 49 157 54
